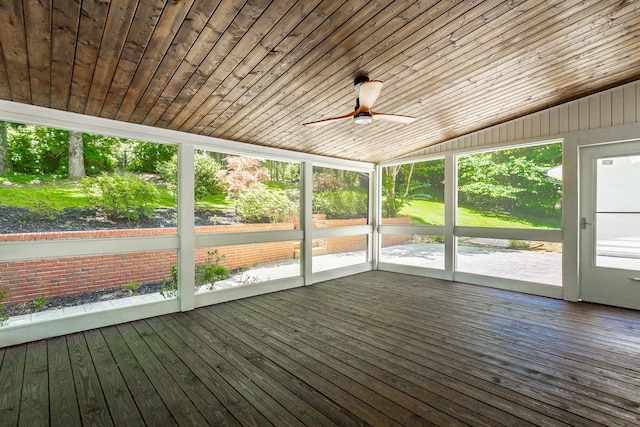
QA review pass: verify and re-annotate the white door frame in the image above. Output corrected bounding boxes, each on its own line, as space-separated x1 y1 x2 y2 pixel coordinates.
579 140 640 309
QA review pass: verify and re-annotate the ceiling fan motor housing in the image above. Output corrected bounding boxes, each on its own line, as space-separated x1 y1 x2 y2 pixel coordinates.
354 75 370 92
353 111 373 124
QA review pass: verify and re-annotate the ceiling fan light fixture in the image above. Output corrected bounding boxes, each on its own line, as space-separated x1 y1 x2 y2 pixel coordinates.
353 111 373 124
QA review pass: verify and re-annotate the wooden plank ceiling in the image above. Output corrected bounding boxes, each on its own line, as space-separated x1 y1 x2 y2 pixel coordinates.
1 0 639 163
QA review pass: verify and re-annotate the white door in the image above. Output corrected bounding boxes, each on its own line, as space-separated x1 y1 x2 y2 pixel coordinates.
580 141 640 310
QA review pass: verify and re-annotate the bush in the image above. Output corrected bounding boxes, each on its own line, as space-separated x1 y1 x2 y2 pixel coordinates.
81 172 159 220
382 195 407 218
159 153 225 200
161 250 230 297
313 190 367 218
235 184 297 223
217 156 270 197
0 289 8 326
313 171 346 192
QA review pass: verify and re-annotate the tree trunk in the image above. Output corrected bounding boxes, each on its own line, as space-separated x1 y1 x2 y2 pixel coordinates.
68 130 86 180
0 121 9 175
403 163 415 198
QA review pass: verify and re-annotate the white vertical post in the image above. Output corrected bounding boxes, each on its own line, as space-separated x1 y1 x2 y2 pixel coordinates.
563 136 579 301
444 154 456 280
371 166 381 270
301 161 313 285
178 144 195 311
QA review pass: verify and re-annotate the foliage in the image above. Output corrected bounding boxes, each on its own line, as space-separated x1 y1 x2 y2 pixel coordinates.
217 156 270 198
8 125 69 175
161 250 230 298
235 183 298 223
265 160 300 183
81 133 119 174
195 250 229 290
81 172 159 220
124 281 139 293
7 125 117 176
457 143 562 216
313 167 366 190
161 265 179 298
313 171 346 192
31 298 48 309
313 189 368 218
27 198 58 221
0 121 9 175
126 140 176 173
382 194 407 218
0 289 8 326
410 160 444 201
382 169 407 217
158 152 225 201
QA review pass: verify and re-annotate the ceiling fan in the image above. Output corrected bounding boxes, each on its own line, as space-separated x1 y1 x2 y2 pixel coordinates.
302 75 416 126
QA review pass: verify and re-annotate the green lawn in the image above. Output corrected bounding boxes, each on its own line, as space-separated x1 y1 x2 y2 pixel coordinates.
196 193 233 210
0 180 89 210
0 174 178 210
398 199 561 229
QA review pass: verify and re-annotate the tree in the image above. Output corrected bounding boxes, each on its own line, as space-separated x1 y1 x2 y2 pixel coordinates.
0 121 8 175
216 156 269 198
382 165 409 217
68 130 85 180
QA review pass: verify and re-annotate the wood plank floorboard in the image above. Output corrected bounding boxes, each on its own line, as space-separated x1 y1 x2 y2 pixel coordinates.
1 271 639 426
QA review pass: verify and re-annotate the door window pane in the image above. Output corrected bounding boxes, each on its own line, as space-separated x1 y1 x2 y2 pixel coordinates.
596 156 640 270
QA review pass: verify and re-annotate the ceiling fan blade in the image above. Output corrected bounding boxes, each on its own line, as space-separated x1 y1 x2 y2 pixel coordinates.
372 112 416 124
302 111 357 127
358 80 383 109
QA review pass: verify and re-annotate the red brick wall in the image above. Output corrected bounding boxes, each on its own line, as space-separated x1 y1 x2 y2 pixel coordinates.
0 216 412 306
0 251 178 305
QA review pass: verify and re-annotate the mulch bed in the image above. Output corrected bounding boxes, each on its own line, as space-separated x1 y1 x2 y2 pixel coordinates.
2 282 167 317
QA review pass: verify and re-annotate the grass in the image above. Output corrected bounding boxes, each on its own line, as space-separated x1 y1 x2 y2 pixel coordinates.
399 199 561 229
0 173 232 211
196 193 233 210
0 179 89 210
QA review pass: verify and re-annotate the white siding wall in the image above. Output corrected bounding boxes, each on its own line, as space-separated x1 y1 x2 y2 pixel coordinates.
398 80 640 159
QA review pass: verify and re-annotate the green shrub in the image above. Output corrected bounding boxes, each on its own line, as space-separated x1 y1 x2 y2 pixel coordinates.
235 184 297 223
0 289 8 326
27 198 58 221
159 153 225 200
195 251 229 288
81 172 159 220
313 189 368 218
382 195 407 218
161 250 230 298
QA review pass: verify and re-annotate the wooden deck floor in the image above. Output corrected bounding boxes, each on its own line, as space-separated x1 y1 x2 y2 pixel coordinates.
1 271 640 426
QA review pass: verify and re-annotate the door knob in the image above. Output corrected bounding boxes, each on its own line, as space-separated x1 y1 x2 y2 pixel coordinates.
580 217 593 229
